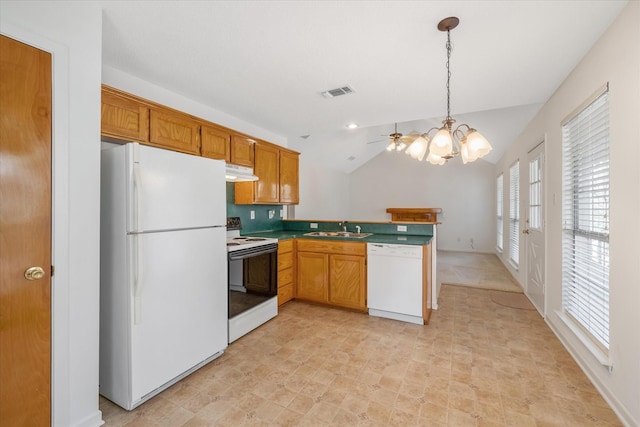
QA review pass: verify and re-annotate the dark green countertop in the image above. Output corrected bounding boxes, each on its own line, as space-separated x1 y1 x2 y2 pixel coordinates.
241 230 433 246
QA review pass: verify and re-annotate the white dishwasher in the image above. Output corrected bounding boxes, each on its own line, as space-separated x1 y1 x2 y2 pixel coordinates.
367 243 424 325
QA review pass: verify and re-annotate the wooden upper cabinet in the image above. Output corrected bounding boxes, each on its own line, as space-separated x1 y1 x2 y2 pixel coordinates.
149 109 200 155
235 142 300 205
279 150 299 204
254 142 279 203
201 125 231 161
101 87 149 142
230 134 255 167
386 208 442 223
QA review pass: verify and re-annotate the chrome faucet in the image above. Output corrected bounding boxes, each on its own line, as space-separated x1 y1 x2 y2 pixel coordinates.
339 221 348 232
355 225 361 234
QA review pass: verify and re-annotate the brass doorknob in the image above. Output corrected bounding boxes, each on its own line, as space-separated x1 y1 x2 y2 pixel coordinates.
24 266 45 281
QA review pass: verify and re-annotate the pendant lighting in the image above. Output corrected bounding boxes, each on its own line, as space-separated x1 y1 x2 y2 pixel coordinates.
406 17 492 165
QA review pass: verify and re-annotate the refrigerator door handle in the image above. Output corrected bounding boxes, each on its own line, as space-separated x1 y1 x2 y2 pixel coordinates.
133 234 144 324
132 160 143 233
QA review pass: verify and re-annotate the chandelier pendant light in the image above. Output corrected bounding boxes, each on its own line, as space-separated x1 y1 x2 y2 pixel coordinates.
406 16 492 165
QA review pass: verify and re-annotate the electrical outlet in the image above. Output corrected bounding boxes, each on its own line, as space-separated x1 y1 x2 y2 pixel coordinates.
268 210 275 219
280 208 284 218
310 223 318 229
397 225 407 232
250 210 255 220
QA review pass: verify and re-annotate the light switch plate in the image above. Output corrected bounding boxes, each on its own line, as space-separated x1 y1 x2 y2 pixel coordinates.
397 225 407 232
310 223 318 229
250 210 255 220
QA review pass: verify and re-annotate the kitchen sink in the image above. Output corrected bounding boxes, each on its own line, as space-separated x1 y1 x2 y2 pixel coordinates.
304 231 372 239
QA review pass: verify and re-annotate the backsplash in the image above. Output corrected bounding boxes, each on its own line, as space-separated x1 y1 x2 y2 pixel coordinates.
226 183 283 233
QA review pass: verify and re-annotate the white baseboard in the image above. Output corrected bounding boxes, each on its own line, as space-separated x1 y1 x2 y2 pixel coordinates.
546 315 636 427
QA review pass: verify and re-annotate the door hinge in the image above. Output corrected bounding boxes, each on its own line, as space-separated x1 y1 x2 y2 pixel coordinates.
51 265 55 277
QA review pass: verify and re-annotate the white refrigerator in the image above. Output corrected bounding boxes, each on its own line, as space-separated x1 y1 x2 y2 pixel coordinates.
99 143 228 410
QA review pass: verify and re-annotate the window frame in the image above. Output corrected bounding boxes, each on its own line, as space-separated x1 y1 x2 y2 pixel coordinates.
509 161 520 268
496 174 504 252
560 84 611 363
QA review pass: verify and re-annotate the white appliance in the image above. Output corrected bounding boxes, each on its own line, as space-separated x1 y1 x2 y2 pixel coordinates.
367 243 424 325
100 143 228 410
225 163 258 182
226 217 278 343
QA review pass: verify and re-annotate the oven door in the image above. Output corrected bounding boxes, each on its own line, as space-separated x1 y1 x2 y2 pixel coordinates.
227 243 278 319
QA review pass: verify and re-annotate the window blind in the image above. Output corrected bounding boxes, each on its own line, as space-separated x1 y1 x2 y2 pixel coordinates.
509 161 519 266
497 174 504 251
562 88 610 351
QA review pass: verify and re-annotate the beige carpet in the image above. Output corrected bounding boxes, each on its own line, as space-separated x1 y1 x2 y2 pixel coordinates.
490 289 536 310
437 250 523 293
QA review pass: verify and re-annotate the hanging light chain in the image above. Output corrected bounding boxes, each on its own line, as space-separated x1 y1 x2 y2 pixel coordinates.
445 29 452 122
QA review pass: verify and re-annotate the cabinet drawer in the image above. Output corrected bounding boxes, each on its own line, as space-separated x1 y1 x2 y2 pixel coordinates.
278 252 293 270
278 283 294 306
278 267 293 287
278 239 293 254
296 239 366 256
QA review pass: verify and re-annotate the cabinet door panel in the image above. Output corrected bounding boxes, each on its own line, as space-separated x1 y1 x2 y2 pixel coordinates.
279 150 299 204
201 125 230 161
254 143 279 203
230 135 255 167
296 252 328 303
329 255 366 310
149 109 200 154
101 90 149 142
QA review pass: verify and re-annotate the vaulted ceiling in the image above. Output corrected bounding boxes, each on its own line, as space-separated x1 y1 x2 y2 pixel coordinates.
101 1 628 173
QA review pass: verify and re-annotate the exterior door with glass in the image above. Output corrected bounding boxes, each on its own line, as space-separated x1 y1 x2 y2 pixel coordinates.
524 142 545 315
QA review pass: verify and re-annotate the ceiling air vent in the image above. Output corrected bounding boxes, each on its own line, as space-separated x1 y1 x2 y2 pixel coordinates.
321 85 355 98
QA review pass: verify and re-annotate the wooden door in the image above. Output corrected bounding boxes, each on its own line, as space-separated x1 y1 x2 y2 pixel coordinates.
201 124 230 161
279 150 299 204
253 143 279 203
328 255 366 310
149 109 200 154
296 252 328 303
0 34 52 426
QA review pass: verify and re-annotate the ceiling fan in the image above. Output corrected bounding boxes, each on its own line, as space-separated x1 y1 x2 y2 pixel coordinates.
367 123 417 152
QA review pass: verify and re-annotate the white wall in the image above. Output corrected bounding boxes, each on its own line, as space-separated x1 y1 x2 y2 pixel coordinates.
349 150 496 252
295 157 351 220
102 66 288 148
495 2 640 425
1 2 103 427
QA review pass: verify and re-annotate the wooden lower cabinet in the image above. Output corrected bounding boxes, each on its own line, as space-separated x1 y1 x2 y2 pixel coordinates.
277 239 295 306
296 239 367 311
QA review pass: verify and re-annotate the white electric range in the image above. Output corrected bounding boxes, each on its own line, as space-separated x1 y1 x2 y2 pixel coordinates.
226 217 279 343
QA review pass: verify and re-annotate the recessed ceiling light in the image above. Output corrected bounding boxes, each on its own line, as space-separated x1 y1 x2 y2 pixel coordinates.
346 123 358 129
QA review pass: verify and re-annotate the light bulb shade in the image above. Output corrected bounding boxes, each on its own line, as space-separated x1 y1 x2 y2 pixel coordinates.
406 136 428 161
429 127 453 157
386 142 395 151
426 151 446 165
465 129 492 159
460 143 470 164
396 141 407 151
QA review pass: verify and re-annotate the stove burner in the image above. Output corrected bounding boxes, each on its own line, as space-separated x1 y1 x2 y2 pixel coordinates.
246 238 266 242
227 242 241 246
232 237 248 240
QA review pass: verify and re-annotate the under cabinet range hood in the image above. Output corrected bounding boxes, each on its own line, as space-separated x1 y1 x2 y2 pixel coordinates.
225 164 258 182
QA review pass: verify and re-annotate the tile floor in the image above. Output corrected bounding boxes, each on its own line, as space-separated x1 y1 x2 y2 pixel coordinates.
100 285 621 426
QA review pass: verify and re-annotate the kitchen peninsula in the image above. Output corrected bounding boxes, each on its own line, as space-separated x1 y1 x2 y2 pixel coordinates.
242 219 438 324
